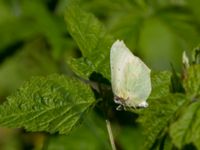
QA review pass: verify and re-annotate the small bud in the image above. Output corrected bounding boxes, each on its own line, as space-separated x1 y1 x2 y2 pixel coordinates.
182 51 189 69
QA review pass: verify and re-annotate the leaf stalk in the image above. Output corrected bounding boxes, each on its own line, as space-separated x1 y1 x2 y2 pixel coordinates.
106 119 117 150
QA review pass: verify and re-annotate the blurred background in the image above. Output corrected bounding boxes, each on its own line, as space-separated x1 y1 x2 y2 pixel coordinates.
1 0 200 149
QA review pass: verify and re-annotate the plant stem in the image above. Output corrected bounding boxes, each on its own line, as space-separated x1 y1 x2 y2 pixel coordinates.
106 119 117 150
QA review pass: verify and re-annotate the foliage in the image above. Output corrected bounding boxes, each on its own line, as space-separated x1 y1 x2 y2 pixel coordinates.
1 0 200 150
65 3 114 79
0 74 95 134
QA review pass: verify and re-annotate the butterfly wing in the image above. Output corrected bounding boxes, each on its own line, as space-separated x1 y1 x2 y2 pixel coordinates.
110 40 151 107
110 40 131 101
123 53 151 107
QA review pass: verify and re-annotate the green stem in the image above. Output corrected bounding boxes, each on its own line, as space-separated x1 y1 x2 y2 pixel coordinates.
106 119 117 150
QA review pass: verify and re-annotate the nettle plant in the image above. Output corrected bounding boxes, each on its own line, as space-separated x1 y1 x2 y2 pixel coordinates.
1 3 200 150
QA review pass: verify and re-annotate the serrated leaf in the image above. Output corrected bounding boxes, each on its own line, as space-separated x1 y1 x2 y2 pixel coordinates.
183 65 200 98
0 74 95 134
169 100 200 149
65 3 114 79
137 71 179 150
138 93 186 150
68 57 96 79
149 71 171 99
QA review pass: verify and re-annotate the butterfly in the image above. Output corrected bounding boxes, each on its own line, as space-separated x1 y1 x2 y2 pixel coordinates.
110 40 151 110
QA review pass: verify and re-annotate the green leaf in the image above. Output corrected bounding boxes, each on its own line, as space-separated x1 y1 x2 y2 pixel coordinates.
138 94 186 150
169 64 200 149
68 57 96 79
137 71 173 149
0 74 95 134
65 3 114 79
183 65 200 98
138 71 186 149
169 100 200 149
170 65 185 93
150 71 171 99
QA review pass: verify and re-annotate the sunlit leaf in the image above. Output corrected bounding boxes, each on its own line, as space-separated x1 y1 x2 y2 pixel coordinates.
170 100 200 149
0 74 95 134
65 3 114 79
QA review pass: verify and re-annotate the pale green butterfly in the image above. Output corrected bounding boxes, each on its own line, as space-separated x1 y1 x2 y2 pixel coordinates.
110 40 151 110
